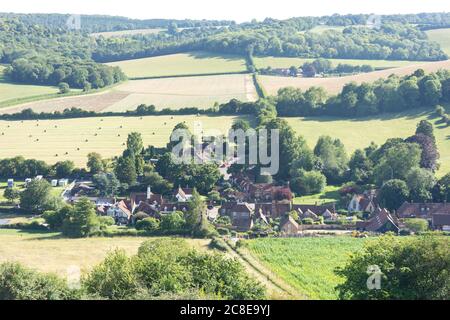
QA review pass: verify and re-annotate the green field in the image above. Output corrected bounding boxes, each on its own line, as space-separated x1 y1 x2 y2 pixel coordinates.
285 107 450 176
91 28 165 38
293 185 341 205
0 115 243 166
426 28 450 55
107 51 248 78
0 66 59 106
0 229 209 276
246 237 366 299
254 56 424 70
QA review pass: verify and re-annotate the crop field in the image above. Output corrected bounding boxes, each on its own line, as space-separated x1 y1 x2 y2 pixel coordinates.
0 66 59 107
107 51 248 78
2 74 257 114
0 115 243 166
91 28 165 38
0 229 209 276
426 28 450 55
293 185 341 205
245 237 367 299
258 59 450 95
285 107 450 176
254 56 423 70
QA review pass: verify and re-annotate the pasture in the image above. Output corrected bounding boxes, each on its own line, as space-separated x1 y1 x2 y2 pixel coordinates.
258 59 450 95
285 107 450 176
0 229 209 276
0 115 242 166
107 51 248 78
0 66 59 107
426 28 450 55
2 74 257 113
254 56 422 70
245 237 366 299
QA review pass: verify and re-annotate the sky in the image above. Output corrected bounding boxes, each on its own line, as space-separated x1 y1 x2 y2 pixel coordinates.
1 0 450 22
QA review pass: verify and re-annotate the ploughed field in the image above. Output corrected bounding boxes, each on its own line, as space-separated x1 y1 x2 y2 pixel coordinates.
285 107 450 176
106 51 248 78
259 59 450 95
0 115 242 166
0 74 257 114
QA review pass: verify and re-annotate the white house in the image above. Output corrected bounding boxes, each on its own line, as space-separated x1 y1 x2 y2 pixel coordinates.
175 187 194 202
107 200 132 225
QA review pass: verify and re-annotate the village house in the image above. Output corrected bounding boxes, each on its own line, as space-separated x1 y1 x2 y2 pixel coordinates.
397 202 450 230
279 215 301 235
356 208 399 233
174 187 194 202
107 200 132 225
230 173 293 202
348 190 378 213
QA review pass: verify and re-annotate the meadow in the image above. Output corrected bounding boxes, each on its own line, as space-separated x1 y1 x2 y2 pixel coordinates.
0 66 60 107
258 59 450 95
0 228 209 276
293 185 341 205
245 237 367 299
254 56 422 70
285 107 450 176
106 51 248 78
91 28 165 38
426 28 450 55
0 115 242 166
2 74 257 114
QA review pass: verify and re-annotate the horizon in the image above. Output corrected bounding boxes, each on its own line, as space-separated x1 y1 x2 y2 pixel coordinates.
2 0 450 23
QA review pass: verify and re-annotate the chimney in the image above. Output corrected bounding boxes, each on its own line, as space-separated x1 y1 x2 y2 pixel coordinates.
147 186 151 200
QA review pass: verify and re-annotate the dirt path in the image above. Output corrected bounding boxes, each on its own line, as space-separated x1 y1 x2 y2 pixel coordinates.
222 239 306 300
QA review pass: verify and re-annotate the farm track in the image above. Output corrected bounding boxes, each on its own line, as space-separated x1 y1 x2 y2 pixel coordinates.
222 239 305 300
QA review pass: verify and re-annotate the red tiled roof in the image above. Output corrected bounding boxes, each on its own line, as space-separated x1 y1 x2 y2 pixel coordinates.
397 202 450 218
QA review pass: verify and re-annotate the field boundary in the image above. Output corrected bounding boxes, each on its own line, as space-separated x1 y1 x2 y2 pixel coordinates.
128 71 250 80
223 239 306 299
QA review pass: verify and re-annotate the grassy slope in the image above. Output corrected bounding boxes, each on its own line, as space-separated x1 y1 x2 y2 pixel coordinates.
254 56 422 70
293 185 341 205
0 229 209 276
106 51 248 78
246 237 366 299
0 115 244 166
285 107 450 177
0 66 59 105
91 28 164 38
426 28 450 55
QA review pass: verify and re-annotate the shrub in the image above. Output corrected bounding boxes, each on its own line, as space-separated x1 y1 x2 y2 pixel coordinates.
404 218 429 234
209 237 228 252
302 218 315 225
0 262 76 300
215 215 232 226
435 105 445 117
58 82 70 94
216 227 230 236
98 216 115 227
133 212 150 221
135 217 160 232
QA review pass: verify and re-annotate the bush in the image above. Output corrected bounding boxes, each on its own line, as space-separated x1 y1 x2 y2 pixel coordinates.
58 82 70 94
404 218 429 233
0 262 76 300
135 217 160 232
134 212 150 222
216 227 230 236
209 237 228 252
215 215 232 226
302 218 315 225
336 235 450 300
98 216 115 227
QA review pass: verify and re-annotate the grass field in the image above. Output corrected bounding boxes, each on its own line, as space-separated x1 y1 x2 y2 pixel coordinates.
259 59 450 95
0 115 243 166
285 108 450 176
2 74 257 113
293 185 341 205
426 28 450 55
254 56 422 70
246 237 366 299
107 51 248 78
0 229 209 276
0 66 59 106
